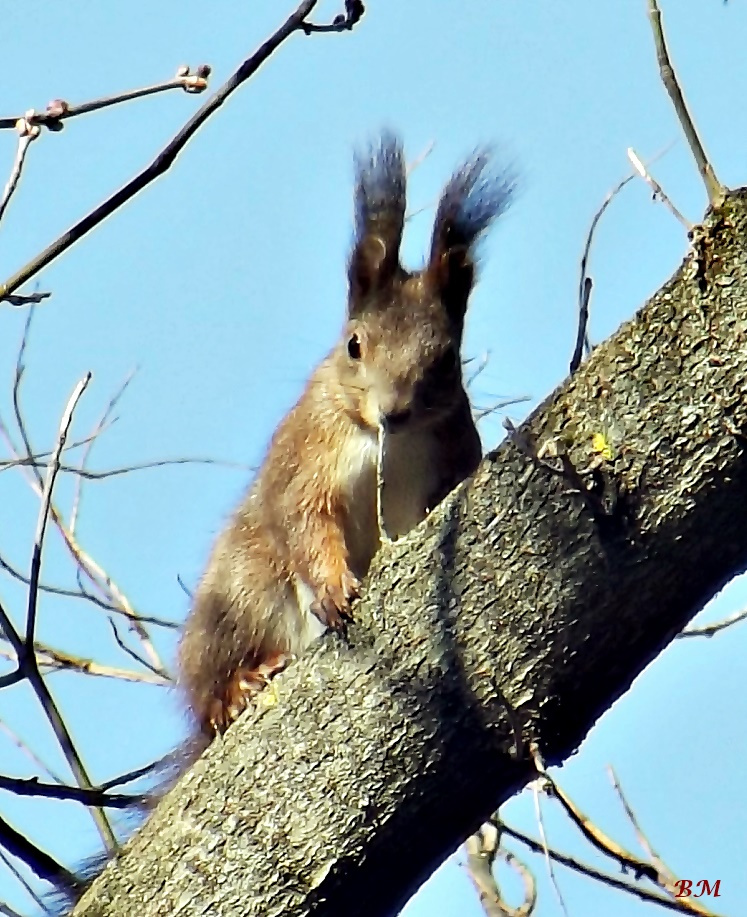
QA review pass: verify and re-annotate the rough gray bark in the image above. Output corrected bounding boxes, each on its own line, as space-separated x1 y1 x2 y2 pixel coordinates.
73 191 747 917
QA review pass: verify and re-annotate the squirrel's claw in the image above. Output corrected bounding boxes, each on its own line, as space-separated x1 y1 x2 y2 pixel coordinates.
311 569 361 631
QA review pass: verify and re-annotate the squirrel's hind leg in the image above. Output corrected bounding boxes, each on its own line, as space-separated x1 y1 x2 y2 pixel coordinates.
208 651 294 732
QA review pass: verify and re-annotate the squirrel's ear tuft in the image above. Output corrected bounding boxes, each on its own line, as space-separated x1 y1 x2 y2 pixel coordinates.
427 150 515 325
348 132 406 315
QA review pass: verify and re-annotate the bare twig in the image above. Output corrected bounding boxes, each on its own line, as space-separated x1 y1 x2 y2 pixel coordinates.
500 822 724 916
465 821 536 917
606 766 715 915
405 140 435 177
0 813 76 891
543 769 662 885
70 369 138 533
569 275 593 374
0 774 144 809
627 148 692 231
647 1 726 209
573 143 677 374
0 847 49 915
0 0 363 303
106 617 171 680
99 761 160 792
301 0 364 33
474 396 531 424
26 374 91 643
4 376 118 850
0 718 64 784
0 116 40 225
0 549 178 628
1 452 248 480
2 399 168 665
679 605 747 638
537 766 716 917
0 66 210 133
573 172 635 374
12 309 42 489
529 748 569 917
1 291 51 307
0 420 114 472
0 643 170 685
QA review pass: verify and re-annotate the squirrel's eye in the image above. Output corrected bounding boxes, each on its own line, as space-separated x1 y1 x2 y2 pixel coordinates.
347 333 362 360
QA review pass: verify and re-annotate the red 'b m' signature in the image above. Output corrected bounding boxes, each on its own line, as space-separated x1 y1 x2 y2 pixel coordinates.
674 880 721 898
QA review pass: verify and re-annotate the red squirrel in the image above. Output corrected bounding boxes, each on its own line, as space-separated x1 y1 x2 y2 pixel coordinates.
178 133 513 738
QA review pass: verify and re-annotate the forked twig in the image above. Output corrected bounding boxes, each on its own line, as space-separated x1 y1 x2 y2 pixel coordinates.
500 821 723 916
464 821 536 917
0 376 118 850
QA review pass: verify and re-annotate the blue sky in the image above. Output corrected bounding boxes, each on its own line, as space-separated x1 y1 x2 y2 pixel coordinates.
0 1 745 914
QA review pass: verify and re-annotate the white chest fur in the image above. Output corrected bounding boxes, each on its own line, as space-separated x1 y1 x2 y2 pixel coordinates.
335 423 438 576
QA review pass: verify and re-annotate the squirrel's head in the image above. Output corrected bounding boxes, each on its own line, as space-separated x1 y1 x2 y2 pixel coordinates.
333 132 514 434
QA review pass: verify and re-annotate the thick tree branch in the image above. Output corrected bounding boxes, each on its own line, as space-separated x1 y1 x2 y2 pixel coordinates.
72 191 746 916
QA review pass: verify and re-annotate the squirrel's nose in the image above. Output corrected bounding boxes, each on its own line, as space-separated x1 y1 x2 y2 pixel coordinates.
382 409 412 431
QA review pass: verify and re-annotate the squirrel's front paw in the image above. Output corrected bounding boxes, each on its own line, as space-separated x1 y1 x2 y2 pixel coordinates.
311 569 361 631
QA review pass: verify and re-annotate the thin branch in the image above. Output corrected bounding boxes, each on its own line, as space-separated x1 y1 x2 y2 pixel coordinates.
2 455 248 479
0 718 64 785
0 813 76 891
679 605 747 638
573 143 677 374
70 368 138 534
0 0 363 302
500 823 724 917
0 847 50 915
0 66 210 133
647 0 726 209
0 116 40 225
628 148 692 231
0 891 26 917
607 766 715 916
405 140 435 177
3 429 169 667
12 309 42 489
0 774 144 809
528 749 569 917
301 0 364 33
26 374 91 644
0 644 170 685
99 761 160 792
0 422 115 473
570 275 594 375
10 375 118 851
1 291 50 307
106 617 171 680
464 822 536 917
50 525 166 671
0 550 178 628
540 767 715 917
473 396 531 424
544 771 661 884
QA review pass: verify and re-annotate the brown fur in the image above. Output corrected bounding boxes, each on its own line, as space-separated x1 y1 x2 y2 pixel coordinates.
178 134 513 737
